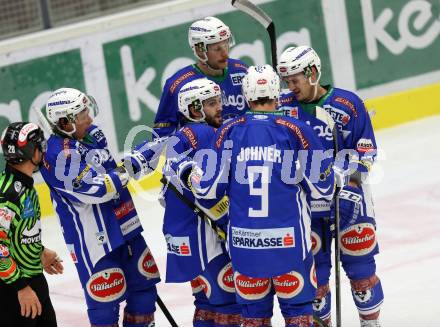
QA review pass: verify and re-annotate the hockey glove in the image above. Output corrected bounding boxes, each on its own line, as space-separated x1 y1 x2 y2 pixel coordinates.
123 150 151 180
111 166 130 188
331 185 363 231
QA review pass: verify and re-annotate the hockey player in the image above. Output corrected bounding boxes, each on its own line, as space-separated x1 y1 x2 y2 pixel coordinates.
127 78 243 326
277 46 384 327
0 122 63 327
153 16 249 137
175 65 335 327
40 88 160 327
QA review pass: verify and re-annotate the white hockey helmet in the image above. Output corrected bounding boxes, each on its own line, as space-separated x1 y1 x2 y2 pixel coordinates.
46 87 98 135
277 46 321 84
178 78 221 122
242 65 280 103
188 16 235 61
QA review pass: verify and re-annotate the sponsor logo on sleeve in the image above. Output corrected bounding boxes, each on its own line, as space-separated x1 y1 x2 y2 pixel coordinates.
165 235 192 256
215 117 246 149
0 207 15 230
231 226 295 250
138 247 160 279
86 268 126 302
356 138 375 153
230 72 246 86
182 127 198 149
234 271 271 300
273 271 304 299
191 275 211 298
340 223 376 256
334 96 358 117
217 262 235 293
170 71 196 94
275 118 310 149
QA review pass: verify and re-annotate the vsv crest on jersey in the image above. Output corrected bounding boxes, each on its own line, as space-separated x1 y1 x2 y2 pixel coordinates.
86 268 126 302
165 234 192 256
231 226 295 249
340 223 377 256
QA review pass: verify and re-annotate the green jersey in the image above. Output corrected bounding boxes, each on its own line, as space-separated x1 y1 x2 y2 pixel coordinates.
0 165 43 289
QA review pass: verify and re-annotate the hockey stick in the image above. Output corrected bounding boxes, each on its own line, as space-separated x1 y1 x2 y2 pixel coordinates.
316 107 342 327
231 0 277 68
157 295 179 327
160 176 227 241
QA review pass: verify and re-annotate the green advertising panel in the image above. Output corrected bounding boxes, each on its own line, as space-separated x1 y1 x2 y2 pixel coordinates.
0 50 84 169
103 0 332 150
347 0 440 88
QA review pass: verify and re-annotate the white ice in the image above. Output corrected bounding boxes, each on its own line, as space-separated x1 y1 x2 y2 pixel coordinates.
42 116 440 326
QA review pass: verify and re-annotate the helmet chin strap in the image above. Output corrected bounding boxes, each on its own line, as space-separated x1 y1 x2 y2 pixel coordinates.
306 70 322 103
58 123 77 137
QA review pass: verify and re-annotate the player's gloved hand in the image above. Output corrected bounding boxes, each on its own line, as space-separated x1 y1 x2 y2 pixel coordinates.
331 185 363 231
112 166 130 188
333 165 347 188
123 150 150 180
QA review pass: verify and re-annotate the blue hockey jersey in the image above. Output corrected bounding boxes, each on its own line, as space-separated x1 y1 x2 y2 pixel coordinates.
40 125 143 274
161 123 226 282
154 59 249 137
279 86 377 170
192 112 335 278
278 90 344 218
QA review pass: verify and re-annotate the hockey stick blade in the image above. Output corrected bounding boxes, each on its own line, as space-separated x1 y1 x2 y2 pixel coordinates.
232 0 277 68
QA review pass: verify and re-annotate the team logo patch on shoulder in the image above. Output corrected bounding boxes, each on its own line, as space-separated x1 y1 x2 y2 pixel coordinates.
87 268 126 302
340 223 376 256
138 247 160 279
182 127 198 149
217 262 235 293
234 272 271 300
273 271 304 299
